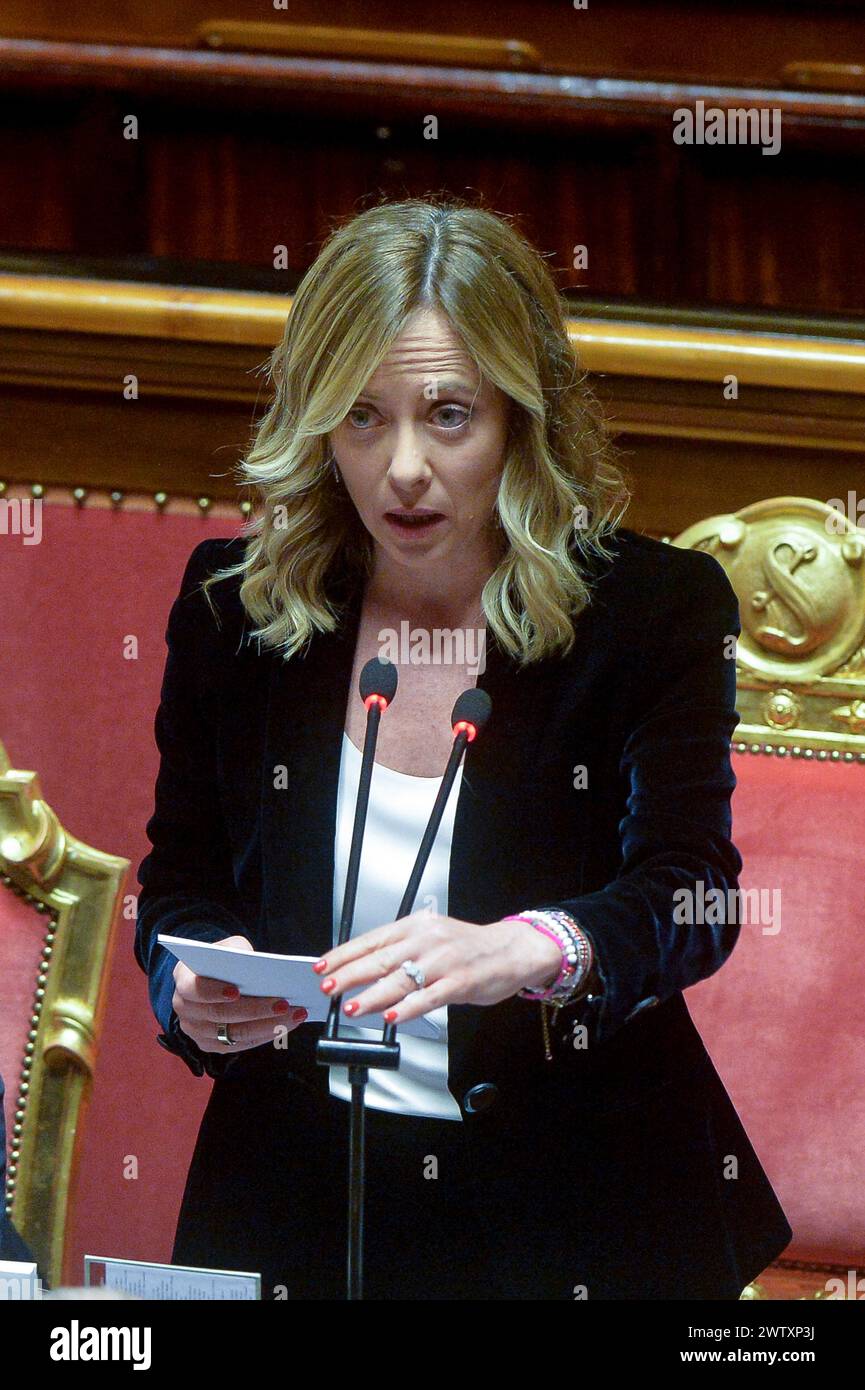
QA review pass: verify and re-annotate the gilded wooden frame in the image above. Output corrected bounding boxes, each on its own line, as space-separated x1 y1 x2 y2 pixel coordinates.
673 495 865 761
0 738 128 1288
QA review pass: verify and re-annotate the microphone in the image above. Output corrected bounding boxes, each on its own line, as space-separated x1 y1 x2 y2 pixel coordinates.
316 662 491 1301
382 684 492 1047
395 686 491 919
450 686 493 747
359 656 398 707
318 654 400 1301
323 653 400 1055
335 656 398 952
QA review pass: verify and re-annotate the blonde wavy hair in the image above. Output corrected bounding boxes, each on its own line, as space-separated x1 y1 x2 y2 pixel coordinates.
201 196 631 664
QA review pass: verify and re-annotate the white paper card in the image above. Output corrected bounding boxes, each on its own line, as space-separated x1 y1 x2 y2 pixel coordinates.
157 934 441 1039
84 1255 259 1300
0 1260 40 1299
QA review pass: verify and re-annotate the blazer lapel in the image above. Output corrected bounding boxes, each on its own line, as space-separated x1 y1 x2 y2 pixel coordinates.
259 572 364 958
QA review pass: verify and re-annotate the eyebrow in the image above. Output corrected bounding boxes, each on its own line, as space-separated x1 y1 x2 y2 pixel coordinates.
358 379 476 399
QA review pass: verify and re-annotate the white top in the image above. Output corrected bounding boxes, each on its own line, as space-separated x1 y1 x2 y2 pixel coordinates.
329 731 464 1121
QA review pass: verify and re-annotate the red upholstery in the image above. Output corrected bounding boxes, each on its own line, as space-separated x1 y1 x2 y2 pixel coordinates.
0 500 244 1283
686 751 865 1263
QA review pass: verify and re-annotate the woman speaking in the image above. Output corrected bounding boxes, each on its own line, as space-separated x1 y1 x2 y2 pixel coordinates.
135 197 791 1300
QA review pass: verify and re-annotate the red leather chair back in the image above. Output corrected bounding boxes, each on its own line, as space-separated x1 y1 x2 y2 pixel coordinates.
687 749 865 1266
0 498 244 1282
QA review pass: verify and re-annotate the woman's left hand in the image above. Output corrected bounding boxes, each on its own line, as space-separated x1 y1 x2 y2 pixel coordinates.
312 911 563 1024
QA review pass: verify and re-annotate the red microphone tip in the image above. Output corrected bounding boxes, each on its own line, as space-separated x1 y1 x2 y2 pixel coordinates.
453 719 478 742
364 693 389 712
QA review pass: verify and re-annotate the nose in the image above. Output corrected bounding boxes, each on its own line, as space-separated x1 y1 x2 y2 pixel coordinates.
387 425 431 490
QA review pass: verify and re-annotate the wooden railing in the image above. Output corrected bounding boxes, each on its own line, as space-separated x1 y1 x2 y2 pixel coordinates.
0 271 862 535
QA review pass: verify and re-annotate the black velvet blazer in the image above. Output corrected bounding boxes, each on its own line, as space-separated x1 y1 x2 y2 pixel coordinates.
135 527 792 1298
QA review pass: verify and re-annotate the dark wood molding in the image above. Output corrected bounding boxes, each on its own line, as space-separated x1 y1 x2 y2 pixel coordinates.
1 38 865 131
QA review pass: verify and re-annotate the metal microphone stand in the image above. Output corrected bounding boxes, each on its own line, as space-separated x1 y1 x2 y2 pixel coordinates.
315 663 490 1300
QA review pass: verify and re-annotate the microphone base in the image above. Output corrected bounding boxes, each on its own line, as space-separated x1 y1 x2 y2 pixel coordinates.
316 1038 401 1070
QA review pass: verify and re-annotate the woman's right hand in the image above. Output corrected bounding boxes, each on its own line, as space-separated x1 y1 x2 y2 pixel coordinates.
171 935 308 1053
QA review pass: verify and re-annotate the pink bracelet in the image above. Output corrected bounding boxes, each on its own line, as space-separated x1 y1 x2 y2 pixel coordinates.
504 913 575 996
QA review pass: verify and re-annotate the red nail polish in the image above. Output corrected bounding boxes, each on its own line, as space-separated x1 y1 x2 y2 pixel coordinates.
344 1000 359 1016
321 978 337 993
383 1009 398 1023
312 960 328 974
293 1008 308 1022
222 985 239 999
272 999 290 1014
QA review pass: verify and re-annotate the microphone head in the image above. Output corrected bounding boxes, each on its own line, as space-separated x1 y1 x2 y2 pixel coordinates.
359 656 398 707
452 687 492 740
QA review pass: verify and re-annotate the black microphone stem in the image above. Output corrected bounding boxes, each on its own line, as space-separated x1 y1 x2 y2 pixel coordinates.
396 730 469 920
382 729 471 1047
336 698 382 950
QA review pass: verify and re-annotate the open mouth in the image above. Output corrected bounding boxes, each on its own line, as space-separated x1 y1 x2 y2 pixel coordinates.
385 512 445 534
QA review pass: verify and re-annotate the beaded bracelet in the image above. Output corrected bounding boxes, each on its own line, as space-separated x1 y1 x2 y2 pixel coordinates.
505 914 576 994
505 909 594 1006
504 908 597 1062
541 909 594 1006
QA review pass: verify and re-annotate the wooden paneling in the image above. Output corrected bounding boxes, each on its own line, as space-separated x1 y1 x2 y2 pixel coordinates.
1 83 864 312
1 7 865 314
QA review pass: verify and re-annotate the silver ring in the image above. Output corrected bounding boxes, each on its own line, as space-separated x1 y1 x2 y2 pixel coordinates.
400 959 426 991
216 1023 237 1046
